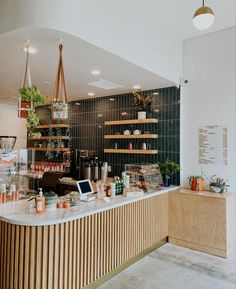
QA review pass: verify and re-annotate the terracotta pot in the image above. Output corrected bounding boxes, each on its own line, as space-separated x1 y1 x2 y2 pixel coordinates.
191 178 204 191
18 101 31 118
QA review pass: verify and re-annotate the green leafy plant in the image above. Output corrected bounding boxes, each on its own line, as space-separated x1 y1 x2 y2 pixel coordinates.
209 175 229 193
19 84 47 106
26 110 41 137
158 159 180 179
133 90 153 111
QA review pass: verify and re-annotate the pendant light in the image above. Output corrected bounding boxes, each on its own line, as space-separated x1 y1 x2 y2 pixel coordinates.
193 0 215 30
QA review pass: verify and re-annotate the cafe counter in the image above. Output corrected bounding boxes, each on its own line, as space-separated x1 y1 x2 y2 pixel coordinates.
0 186 178 289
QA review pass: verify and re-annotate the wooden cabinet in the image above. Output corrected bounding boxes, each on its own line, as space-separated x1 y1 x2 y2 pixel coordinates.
169 189 236 258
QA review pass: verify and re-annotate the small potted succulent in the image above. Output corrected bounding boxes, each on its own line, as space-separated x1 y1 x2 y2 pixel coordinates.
133 90 153 119
158 159 180 187
209 175 229 193
188 176 205 191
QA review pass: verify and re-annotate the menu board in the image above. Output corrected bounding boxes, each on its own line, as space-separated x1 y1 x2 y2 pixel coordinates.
199 125 228 166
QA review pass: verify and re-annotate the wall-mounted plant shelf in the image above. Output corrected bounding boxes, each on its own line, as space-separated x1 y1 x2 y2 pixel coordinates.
105 119 158 125
36 124 69 129
28 147 70 152
29 136 70 140
104 149 158 155
104 134 158 139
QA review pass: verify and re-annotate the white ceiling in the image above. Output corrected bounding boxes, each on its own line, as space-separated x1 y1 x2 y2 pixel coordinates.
0 0 235 104
0 28 174 104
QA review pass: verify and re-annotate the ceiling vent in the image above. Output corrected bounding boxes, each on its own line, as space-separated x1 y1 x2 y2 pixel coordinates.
88 79 123 90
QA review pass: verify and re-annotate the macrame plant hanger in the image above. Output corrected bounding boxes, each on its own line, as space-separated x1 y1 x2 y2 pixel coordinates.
51 44 68 120
17 45 33 118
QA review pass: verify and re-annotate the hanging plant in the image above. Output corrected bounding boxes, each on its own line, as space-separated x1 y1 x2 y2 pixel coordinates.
18 45 47 119
19 85 47 106
51 44 69 120
26 110 41 138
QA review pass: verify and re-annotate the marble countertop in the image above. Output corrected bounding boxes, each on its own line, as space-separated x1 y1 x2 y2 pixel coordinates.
0 186 179 226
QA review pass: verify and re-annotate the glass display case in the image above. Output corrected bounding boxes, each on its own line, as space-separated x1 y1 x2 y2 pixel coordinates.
0 149 35 197
125 163 164 193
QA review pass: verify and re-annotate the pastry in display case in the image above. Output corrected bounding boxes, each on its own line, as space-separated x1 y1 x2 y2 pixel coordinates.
125 163 164 193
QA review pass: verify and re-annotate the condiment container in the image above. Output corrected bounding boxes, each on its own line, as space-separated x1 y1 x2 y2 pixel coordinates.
35 188 45 215
45 192 58 211
57 202 64 209
63 201 70 209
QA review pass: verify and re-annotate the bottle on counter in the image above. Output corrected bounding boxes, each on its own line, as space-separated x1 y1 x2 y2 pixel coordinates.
111 182 116 197
125 175 130 189
35 188 45 215
0 184 7 203
92 157 99 182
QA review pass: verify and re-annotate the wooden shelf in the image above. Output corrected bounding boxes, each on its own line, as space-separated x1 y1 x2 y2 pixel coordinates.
105 119 158 125
104 149 158 154
36 124 69 129
29 136 70 140
28 147 70 152
104 134 158 139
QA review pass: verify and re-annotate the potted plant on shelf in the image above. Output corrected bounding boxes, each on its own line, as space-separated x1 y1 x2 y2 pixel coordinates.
188 176 205 191
133 90 153 120
209 175 229 193
158 159 180 187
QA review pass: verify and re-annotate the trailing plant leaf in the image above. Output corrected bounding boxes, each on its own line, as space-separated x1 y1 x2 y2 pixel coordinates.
26 110 40 136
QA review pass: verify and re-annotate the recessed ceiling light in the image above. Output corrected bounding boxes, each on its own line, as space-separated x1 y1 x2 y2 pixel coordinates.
91 70 101 75
88 92 95 96
153 92 159 95
109 98 115 101
133 85 141 90
23 46 37 54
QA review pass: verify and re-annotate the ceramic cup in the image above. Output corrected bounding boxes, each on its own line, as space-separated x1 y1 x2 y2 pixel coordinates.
133 129 141 135
123 130 131 135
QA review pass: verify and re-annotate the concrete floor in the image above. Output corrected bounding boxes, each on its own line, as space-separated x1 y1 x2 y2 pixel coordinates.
98 243 236 289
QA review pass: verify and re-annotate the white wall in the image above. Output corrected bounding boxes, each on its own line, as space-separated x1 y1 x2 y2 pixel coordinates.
0 104 27 149
181 27 236 191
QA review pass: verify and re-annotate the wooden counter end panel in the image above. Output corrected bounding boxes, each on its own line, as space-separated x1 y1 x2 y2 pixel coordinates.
0 193 168 289
169 191 235 258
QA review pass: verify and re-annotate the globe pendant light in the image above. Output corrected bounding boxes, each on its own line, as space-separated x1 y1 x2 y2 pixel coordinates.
193 0 215 30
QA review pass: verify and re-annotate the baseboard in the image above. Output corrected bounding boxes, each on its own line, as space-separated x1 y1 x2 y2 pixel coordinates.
84 237 168 289
169 237 227 258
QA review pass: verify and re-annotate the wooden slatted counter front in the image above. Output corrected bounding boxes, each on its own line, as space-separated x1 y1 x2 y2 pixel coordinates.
0 191 169 289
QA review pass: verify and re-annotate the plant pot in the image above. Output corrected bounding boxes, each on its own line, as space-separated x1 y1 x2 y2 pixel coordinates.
51 102 68 120
163 177 171 187
209 186 223 193
190 178 204 191
138 111 146 120
18 101 31 118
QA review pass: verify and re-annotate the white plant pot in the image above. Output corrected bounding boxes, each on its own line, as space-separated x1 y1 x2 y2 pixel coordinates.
138 111 146 120
209 186 222 193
